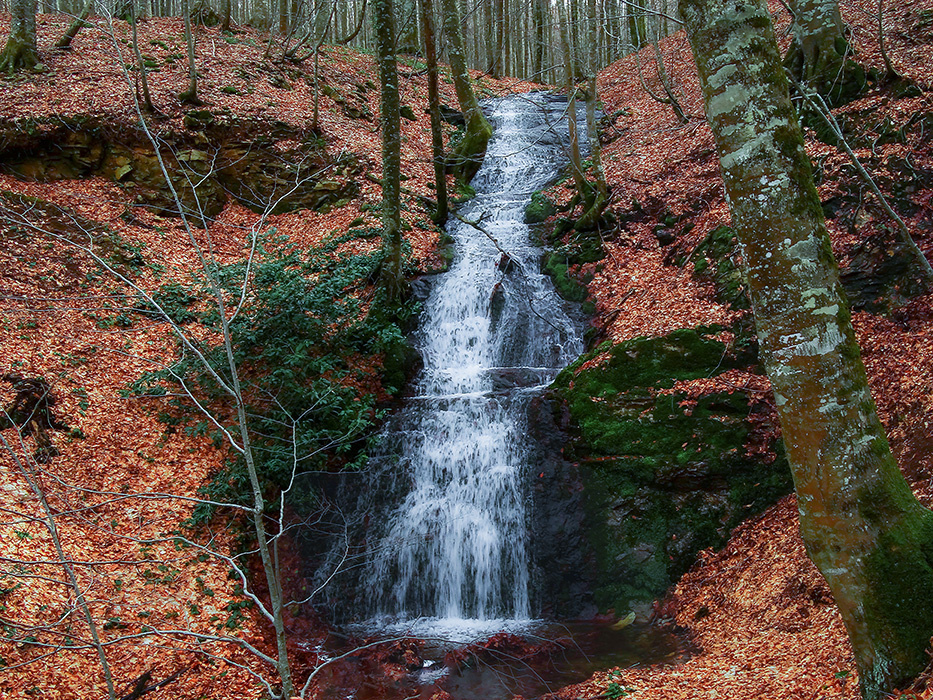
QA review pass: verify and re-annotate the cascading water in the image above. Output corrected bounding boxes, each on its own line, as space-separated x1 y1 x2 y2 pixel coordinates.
357 93 586 631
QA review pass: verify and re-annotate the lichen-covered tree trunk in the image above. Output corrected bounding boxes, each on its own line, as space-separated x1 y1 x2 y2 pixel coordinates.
681 0 933 697
373 0 404 299
784 0 850 93
0 0 39 73
440 0 492 182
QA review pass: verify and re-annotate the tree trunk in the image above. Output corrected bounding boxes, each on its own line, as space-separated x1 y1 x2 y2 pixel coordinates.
0 0 39 73
532 0 545 81
784 0 855 99
179 0 202 104
627 0 646 50
577 0 607 230
439 0 492 182
557 0 592 209
130 0 156 113
55 0 93 50
681 0 933 697
421 0 448 224
373 0 405 299
490 0 503 77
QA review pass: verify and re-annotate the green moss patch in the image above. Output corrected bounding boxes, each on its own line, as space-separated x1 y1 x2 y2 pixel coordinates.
550 327 790 613
525 190 558 224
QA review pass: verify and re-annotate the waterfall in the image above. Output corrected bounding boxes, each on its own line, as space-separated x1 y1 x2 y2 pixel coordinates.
356 93 586 629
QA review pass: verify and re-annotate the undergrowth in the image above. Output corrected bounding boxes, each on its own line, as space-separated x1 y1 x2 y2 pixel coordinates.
131 233 417 522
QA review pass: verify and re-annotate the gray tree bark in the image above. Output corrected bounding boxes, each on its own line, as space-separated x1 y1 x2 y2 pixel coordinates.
784 0 850 93
373 0 404 298
681 0 933 697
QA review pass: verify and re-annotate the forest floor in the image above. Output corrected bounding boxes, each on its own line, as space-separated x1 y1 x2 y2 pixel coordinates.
545 1 933 699
1 1 933 699
0 14 536 698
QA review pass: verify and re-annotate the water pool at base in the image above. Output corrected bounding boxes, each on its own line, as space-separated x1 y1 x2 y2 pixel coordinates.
314 619 684 700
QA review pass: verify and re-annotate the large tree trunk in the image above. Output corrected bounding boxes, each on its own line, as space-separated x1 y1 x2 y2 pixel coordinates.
373 0 404 299
439 0 492 182
0 0 39 73
681 0 933 698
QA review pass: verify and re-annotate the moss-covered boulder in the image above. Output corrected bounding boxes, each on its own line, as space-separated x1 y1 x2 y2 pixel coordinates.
525 190 557 224
549 327 791 616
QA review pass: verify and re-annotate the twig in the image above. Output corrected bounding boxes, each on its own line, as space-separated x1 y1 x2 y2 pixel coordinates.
119 666 190 700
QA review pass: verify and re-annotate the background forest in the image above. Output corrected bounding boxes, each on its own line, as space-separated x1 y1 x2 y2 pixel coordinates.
1 0 933 699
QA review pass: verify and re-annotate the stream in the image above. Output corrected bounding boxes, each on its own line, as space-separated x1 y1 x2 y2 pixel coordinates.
316 93 677 698
361 91 585 628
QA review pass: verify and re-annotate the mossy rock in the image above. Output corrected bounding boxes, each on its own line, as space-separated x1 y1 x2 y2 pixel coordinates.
525 190 557 224
542 250 588 303
550 327 790 613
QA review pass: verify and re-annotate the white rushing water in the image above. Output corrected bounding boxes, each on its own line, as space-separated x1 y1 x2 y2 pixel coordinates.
359 93 585 635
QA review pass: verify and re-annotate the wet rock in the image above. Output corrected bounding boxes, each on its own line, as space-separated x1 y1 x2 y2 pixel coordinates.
489 281 506 333
497 252 517 273
527 395 597 619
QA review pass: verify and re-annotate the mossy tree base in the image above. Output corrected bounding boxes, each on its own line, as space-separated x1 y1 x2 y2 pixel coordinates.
178 86 204 106
450 112 492 183
0 36 39 74
783 0 866 106
575 188 608 231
